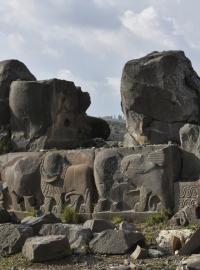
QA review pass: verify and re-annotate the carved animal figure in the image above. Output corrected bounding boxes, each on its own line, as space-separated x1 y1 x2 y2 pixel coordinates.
1 154 43 211
63 164 97 213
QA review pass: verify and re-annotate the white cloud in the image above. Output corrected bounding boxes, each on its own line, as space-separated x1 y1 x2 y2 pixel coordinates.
106 76 121 97
120 6 176 48
1 0 200 115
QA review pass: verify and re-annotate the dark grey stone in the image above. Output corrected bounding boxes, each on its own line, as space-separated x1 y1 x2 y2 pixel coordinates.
89 229 144 254
39 223 92 254
121 50 200 146
0 208 12 223
83 219 115 233
0 223 33 256
179 228 200 256
9 79 110 151
22 235 71 262
21 213 61 234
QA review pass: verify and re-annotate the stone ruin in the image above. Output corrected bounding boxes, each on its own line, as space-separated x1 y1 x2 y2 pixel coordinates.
1 51 200 226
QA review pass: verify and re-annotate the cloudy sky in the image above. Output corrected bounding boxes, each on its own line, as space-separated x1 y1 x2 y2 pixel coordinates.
0 0 199 116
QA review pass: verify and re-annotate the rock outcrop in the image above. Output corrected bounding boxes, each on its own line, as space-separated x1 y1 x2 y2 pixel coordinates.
121 50 200 146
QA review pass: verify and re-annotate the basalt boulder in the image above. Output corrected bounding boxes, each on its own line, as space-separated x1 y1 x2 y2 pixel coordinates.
9 79 110 151
121 50 200 146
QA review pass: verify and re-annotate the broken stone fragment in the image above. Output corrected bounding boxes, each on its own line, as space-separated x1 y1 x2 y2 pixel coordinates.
83 219 115 233
89 229 144 255
0 223 33 256
130 245 148 260
22 235 71 262
156 229 193 254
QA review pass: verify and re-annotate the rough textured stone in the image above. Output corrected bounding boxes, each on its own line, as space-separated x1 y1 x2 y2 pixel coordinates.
121 50 200 146
9 79 110 151
180 124 200 180
94 145 181 212
156 229 193 254
179 228 200 255
0 59 36 126
21 213 61 234
39 223 92 254
180 255 200 270
89 229 144 254
0 223 33 256
22 235 71 262
130 245 148 260
83 219 115 233
2 153 43 212
170 206 200 226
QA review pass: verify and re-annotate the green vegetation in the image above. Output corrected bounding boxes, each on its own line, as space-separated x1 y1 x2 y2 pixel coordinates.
60 207 82 224
24 208 37 218
111 215 124 225
146 208 172 226
0 136 11 155
0 253 31 270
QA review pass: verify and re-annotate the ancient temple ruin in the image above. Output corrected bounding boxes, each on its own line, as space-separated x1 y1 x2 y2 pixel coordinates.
1 51 200 226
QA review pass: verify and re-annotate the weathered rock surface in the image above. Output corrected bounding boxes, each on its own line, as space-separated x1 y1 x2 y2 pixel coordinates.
180 254 200 270
121 50 200 146
21 213 61 234
180 124 200 179
22 235 71 262
179 227 200 256
9 79 110 151
2 152 43 212
83 219 115 233
156 229 193 254
94 144 181 212
89 229 144 254
0 223 33 256
39 223 92 254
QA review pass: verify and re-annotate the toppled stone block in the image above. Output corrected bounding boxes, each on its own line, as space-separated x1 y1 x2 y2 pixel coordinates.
83 219 115 233
0 223 33 256
22 235 71 262
89 229 144 254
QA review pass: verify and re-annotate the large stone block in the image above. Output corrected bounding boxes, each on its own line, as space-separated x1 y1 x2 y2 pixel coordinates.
0 223 33 256
9 79 110 151
94 145 181 212
22 235 71 262
121 51 200 146
89 229 144 254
